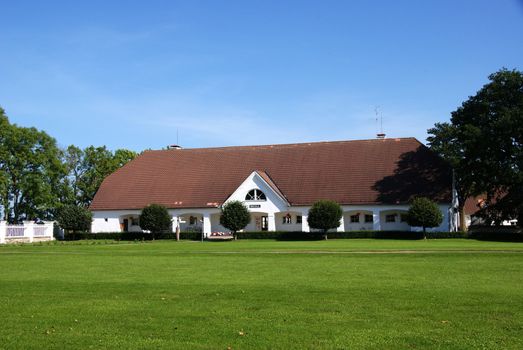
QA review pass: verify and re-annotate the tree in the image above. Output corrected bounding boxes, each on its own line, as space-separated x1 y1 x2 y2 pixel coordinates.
307 200 342 240
56 205 93 234
219 200 251 239
139 204 172 239
62 145 137 207
0 107 65 221
428 68 523 227
406 197 443 238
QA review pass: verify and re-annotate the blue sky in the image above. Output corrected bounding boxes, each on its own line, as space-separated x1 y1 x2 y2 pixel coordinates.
1 0 522 151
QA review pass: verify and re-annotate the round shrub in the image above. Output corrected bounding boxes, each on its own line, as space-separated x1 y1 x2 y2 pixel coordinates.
220 200 251 239
407 197 443 237
139 204 172 239
307 200 343 239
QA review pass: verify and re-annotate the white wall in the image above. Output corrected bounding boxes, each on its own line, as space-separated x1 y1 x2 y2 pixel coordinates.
275 211 303 231
92 200 451 234
343 210 374 231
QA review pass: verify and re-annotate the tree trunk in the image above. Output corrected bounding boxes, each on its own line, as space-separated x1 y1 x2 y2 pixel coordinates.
459 204 467 232
423 227 427 240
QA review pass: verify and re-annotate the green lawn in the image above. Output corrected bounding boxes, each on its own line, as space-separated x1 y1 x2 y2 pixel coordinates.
0 239 522 349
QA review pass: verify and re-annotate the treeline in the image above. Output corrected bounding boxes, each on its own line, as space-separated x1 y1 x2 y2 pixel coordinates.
0 107 136 222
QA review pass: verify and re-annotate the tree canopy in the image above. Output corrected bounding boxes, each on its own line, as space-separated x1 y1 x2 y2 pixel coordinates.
62 145 137 207
0 106 137 221
139 204 172 239
406 197 443 237
307 200 342 239
220 200 251 238
0 108 65 221
428 68 523 227
56 205 93 233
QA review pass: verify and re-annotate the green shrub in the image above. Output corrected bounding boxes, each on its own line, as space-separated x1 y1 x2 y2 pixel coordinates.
407 197 443 237
56 205 93 234
139 204 172 239
307 200 343 239
468 225 523 242
220 201 251 239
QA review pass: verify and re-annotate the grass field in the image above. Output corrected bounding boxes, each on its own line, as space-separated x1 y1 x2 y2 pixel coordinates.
1 239 522 349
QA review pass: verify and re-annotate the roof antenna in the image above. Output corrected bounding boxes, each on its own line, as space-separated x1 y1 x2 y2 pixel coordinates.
375 106 386 139
177 128 179 145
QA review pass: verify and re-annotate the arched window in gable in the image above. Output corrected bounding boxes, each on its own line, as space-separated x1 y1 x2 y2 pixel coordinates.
245 189 266 201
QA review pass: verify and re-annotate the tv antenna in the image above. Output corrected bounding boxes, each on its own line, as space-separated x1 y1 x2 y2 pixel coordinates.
375 106 385 139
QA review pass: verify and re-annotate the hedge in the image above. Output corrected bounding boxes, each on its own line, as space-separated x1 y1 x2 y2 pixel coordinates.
236 230 467 240
62 229 523 242
467 226 523 242
63 231 202 241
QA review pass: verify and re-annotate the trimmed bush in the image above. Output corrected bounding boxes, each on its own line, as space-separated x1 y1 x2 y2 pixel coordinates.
468 225 523 242
407 197 443 238
307 200 343 239
139 204 172 239
56 205 93 235
220 201 251 239
235 230 467 240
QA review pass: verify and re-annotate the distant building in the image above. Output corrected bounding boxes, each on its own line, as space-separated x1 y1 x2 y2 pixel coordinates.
90 138 452 235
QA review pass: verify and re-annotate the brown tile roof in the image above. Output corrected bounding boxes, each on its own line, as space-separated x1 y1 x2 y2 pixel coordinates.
90 138 452 210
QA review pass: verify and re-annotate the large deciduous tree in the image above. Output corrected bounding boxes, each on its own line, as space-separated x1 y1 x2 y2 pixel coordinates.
0 107 65 221
62 145 137 207
428 68 523 227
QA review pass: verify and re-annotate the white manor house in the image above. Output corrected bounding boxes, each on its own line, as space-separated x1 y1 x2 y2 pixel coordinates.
90 138 454 236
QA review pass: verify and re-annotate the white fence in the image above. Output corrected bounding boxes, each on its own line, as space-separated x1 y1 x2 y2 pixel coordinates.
0 221 55 244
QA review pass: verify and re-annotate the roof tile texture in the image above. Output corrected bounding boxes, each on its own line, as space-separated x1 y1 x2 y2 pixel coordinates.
90 138 451 210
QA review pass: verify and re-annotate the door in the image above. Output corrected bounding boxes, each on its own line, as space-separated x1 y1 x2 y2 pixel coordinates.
123 218 129 232
261 216 268 231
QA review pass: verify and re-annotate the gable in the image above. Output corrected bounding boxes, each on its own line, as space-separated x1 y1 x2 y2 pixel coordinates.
225 171 290 212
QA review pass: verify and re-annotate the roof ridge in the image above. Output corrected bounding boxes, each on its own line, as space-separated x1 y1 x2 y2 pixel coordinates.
147 137 420 152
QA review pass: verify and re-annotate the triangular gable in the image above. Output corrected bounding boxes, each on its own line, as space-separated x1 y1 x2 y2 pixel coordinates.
223 170 290 209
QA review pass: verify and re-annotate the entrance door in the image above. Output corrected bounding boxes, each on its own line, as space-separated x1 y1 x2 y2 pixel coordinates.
261 216 268 231
123 218 129 232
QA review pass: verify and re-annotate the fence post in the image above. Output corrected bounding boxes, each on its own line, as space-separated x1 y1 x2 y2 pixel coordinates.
0 221 5 244
27 223 34 243
48 222 55 240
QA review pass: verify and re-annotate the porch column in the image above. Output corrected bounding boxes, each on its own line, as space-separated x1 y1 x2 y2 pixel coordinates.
203 213 211 238
337 216 345 232
301 213 310 232
372 209 381 231
267 213 276 231
0 221 5 244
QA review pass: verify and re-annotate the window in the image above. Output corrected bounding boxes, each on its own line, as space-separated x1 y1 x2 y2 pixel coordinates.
364 214 373 223
296 215 302 224
131 217 140 226
350 214 360 223
400 214 409 223
282 213 292 224
189 216 197 225
245 189 266 201
385 214 396 223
